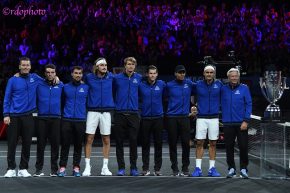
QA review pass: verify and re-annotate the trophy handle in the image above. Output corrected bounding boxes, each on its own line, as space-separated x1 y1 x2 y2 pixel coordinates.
282 77 289 90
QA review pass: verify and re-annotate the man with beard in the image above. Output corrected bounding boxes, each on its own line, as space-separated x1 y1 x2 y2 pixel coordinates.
34 64 64 177
139 65 166 176
165 65 194 176
58 66 89 177
82 58 114 176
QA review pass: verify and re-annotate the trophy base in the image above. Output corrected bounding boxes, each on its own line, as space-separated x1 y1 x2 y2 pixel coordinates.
263 105 282 121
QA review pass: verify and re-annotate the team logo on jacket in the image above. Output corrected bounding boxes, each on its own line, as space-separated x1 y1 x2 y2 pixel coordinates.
184 84 188 88
30 78 35 83
234 90 240 94
133 79 138 83
54 85 59 88
213 84 218 88
79 88 85 92
155 86 160 90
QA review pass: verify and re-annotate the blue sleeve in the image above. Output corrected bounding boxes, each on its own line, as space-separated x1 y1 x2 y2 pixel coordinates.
3 78 13 117
244 86 252 121
32 73 44 82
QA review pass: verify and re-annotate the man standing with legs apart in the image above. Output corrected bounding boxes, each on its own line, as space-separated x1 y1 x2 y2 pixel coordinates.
113 57 142 176
34 64 64 177
139 65 166 176
3 57 43 177
82 58 114 176
58 66 89 177
221 68 252 179
165 65 194 177
191 65 222 177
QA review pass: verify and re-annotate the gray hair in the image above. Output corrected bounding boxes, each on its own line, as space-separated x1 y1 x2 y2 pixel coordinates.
227 68 240 77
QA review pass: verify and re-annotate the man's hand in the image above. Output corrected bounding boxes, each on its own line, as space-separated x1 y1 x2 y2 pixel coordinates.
189 106 197 117
240 121 248 131
14 72 20 77
53 76 60 84
4 117 10 125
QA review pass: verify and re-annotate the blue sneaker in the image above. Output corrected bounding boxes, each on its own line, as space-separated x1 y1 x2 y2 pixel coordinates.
191 167 203 177
130 169 139 176
240 169 249 179
73 167 81 177
208 167 221 177
227 168 236 178
58 167 66 177
117 169 125 176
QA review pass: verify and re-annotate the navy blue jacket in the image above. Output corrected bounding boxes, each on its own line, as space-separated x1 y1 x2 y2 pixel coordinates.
36 80 64 118
221 83 252 125
85 72 115 112
3 73 42 117
63 82 89 121
193 79 223 118
139 80 166 118
113 72 142 113
165 79 194 117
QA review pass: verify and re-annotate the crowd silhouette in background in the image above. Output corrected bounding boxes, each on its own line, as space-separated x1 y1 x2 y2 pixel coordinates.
0 0 290 114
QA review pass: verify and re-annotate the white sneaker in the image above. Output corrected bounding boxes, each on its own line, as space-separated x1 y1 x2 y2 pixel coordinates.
18 169 31 177
4 169 16 178
82 166 91 176
101 168 112 176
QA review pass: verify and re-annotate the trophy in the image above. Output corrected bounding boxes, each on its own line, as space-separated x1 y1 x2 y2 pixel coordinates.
259 71 287 120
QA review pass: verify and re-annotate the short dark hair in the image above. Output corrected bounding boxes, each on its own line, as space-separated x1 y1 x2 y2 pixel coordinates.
19 57 30 64
147 65 158 73
71 66 83 73
44 63 56 71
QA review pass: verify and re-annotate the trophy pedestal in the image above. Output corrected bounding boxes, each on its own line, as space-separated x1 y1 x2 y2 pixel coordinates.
260 121 289 179
263 105 282 121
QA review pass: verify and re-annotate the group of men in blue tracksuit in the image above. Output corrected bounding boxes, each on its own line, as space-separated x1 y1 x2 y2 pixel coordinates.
3 56 252 178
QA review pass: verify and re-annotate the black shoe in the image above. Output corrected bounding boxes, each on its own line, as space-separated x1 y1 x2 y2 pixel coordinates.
153 170 163 176
171 170 179 176
33 170 44 177
180 171 190 177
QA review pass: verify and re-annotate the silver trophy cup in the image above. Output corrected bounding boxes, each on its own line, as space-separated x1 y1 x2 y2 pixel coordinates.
259 71 287 119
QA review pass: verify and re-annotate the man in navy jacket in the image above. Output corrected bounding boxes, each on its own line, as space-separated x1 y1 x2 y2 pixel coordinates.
139 65 166 176
113 57 142 176
221 68 252 179
165 65 194 176
3 57 43 177
58 66 89 177
34 64 64 177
